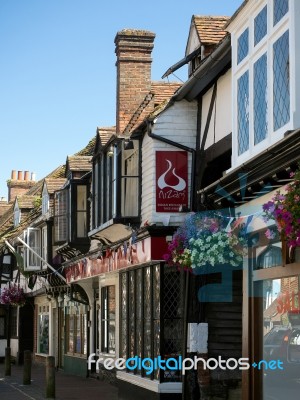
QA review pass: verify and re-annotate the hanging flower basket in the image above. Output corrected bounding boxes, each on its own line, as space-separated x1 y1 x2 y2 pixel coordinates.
263 164 300 261
0 284 26 307
163 212 246 272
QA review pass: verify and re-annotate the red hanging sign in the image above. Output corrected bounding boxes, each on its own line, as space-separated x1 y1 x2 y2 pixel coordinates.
156 151 188 212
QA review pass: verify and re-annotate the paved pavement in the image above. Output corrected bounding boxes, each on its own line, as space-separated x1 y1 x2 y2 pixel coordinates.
0 363 118 400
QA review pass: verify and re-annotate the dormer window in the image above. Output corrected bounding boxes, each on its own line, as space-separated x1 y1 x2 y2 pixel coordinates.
232 0 291 167
42 184 50 215
14 201 21 227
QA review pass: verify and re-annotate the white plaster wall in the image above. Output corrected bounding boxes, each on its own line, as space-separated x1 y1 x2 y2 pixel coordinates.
141 100 197 227
202 69 232 150
186 25 200 55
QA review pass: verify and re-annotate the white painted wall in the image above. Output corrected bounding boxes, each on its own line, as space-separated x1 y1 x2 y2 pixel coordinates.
141 99 197 227
186 25 200 55
201 69 232 150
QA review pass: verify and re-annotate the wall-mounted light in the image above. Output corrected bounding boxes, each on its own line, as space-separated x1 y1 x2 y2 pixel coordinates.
107 145 114 157
124 139 134 150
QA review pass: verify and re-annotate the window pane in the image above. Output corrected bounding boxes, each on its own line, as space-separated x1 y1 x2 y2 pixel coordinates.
237 28 249 64
254 6 267 45
39 314 49 354
237 71 249 155
121 177 139 217
273 30 290 131
274 0 289 25
254 53 268 145
54 190 68 242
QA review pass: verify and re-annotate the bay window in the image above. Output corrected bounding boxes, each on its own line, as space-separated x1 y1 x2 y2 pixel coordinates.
233 0 291 166
92 139 140 230
54 181 89 244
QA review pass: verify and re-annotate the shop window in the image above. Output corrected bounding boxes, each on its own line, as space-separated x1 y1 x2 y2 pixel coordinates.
101 286 115 354
120 264 183 382
38 305 49 354
66 304 87 356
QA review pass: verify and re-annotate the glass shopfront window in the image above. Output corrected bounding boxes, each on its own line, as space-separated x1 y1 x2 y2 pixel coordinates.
66 303 87 356
38 305 49 354
260 275 300 399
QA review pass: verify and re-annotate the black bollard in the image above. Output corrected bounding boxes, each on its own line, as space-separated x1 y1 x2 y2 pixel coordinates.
23 350 32 385
46 356 56 399
4 347 11 376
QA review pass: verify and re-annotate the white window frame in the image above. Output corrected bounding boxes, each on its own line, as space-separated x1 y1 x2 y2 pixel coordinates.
14 201 21 227
231 0 293 168
42 184 50 215
24 227 42 271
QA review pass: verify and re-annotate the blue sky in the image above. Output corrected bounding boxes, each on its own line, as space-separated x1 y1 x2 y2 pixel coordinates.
0 0 242 199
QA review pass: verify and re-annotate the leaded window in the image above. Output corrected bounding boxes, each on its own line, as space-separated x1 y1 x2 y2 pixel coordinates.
274 0 289 26
237 71 249 155
237 28 249 64
254 53 268 144
273 30 290 131
254 5 267 45
120 264 183 382
233 0 291 164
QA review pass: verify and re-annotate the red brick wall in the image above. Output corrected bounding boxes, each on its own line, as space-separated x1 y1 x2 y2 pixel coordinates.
114 29 155 135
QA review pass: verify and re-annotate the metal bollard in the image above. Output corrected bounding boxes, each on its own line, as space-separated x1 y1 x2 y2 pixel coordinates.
46 356 56 399
4 347 11 376
23 350 32 385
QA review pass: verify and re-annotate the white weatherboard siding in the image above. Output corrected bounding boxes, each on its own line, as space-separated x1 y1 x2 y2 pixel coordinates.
141 100 197 227
202 69 232 150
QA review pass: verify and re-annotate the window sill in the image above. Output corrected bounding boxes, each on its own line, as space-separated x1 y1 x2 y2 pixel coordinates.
116 371 182 393
35 353 49 357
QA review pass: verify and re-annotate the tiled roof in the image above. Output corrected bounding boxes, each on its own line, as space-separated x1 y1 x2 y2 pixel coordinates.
66 156 92 172
74 137 96 156
192 15 229 45
120 82 182 136
151 82 182 105
44 178 67 194
97 127 116 147
16 195 38 209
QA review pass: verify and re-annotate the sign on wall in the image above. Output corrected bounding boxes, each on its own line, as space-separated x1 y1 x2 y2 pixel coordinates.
156 151 188 212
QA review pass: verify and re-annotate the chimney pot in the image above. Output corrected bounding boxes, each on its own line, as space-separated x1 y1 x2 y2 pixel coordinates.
31 172 36 181
24 171 30 181
11 170 17 180
17 171 23 180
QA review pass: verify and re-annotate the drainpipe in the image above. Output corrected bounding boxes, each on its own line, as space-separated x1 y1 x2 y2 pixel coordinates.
146 120 196 212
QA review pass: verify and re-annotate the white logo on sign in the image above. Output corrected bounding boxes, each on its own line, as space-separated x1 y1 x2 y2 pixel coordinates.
157 159 186 191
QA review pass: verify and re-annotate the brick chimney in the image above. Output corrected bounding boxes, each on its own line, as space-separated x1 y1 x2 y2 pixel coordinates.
115 29 155 135
7 170 36 202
